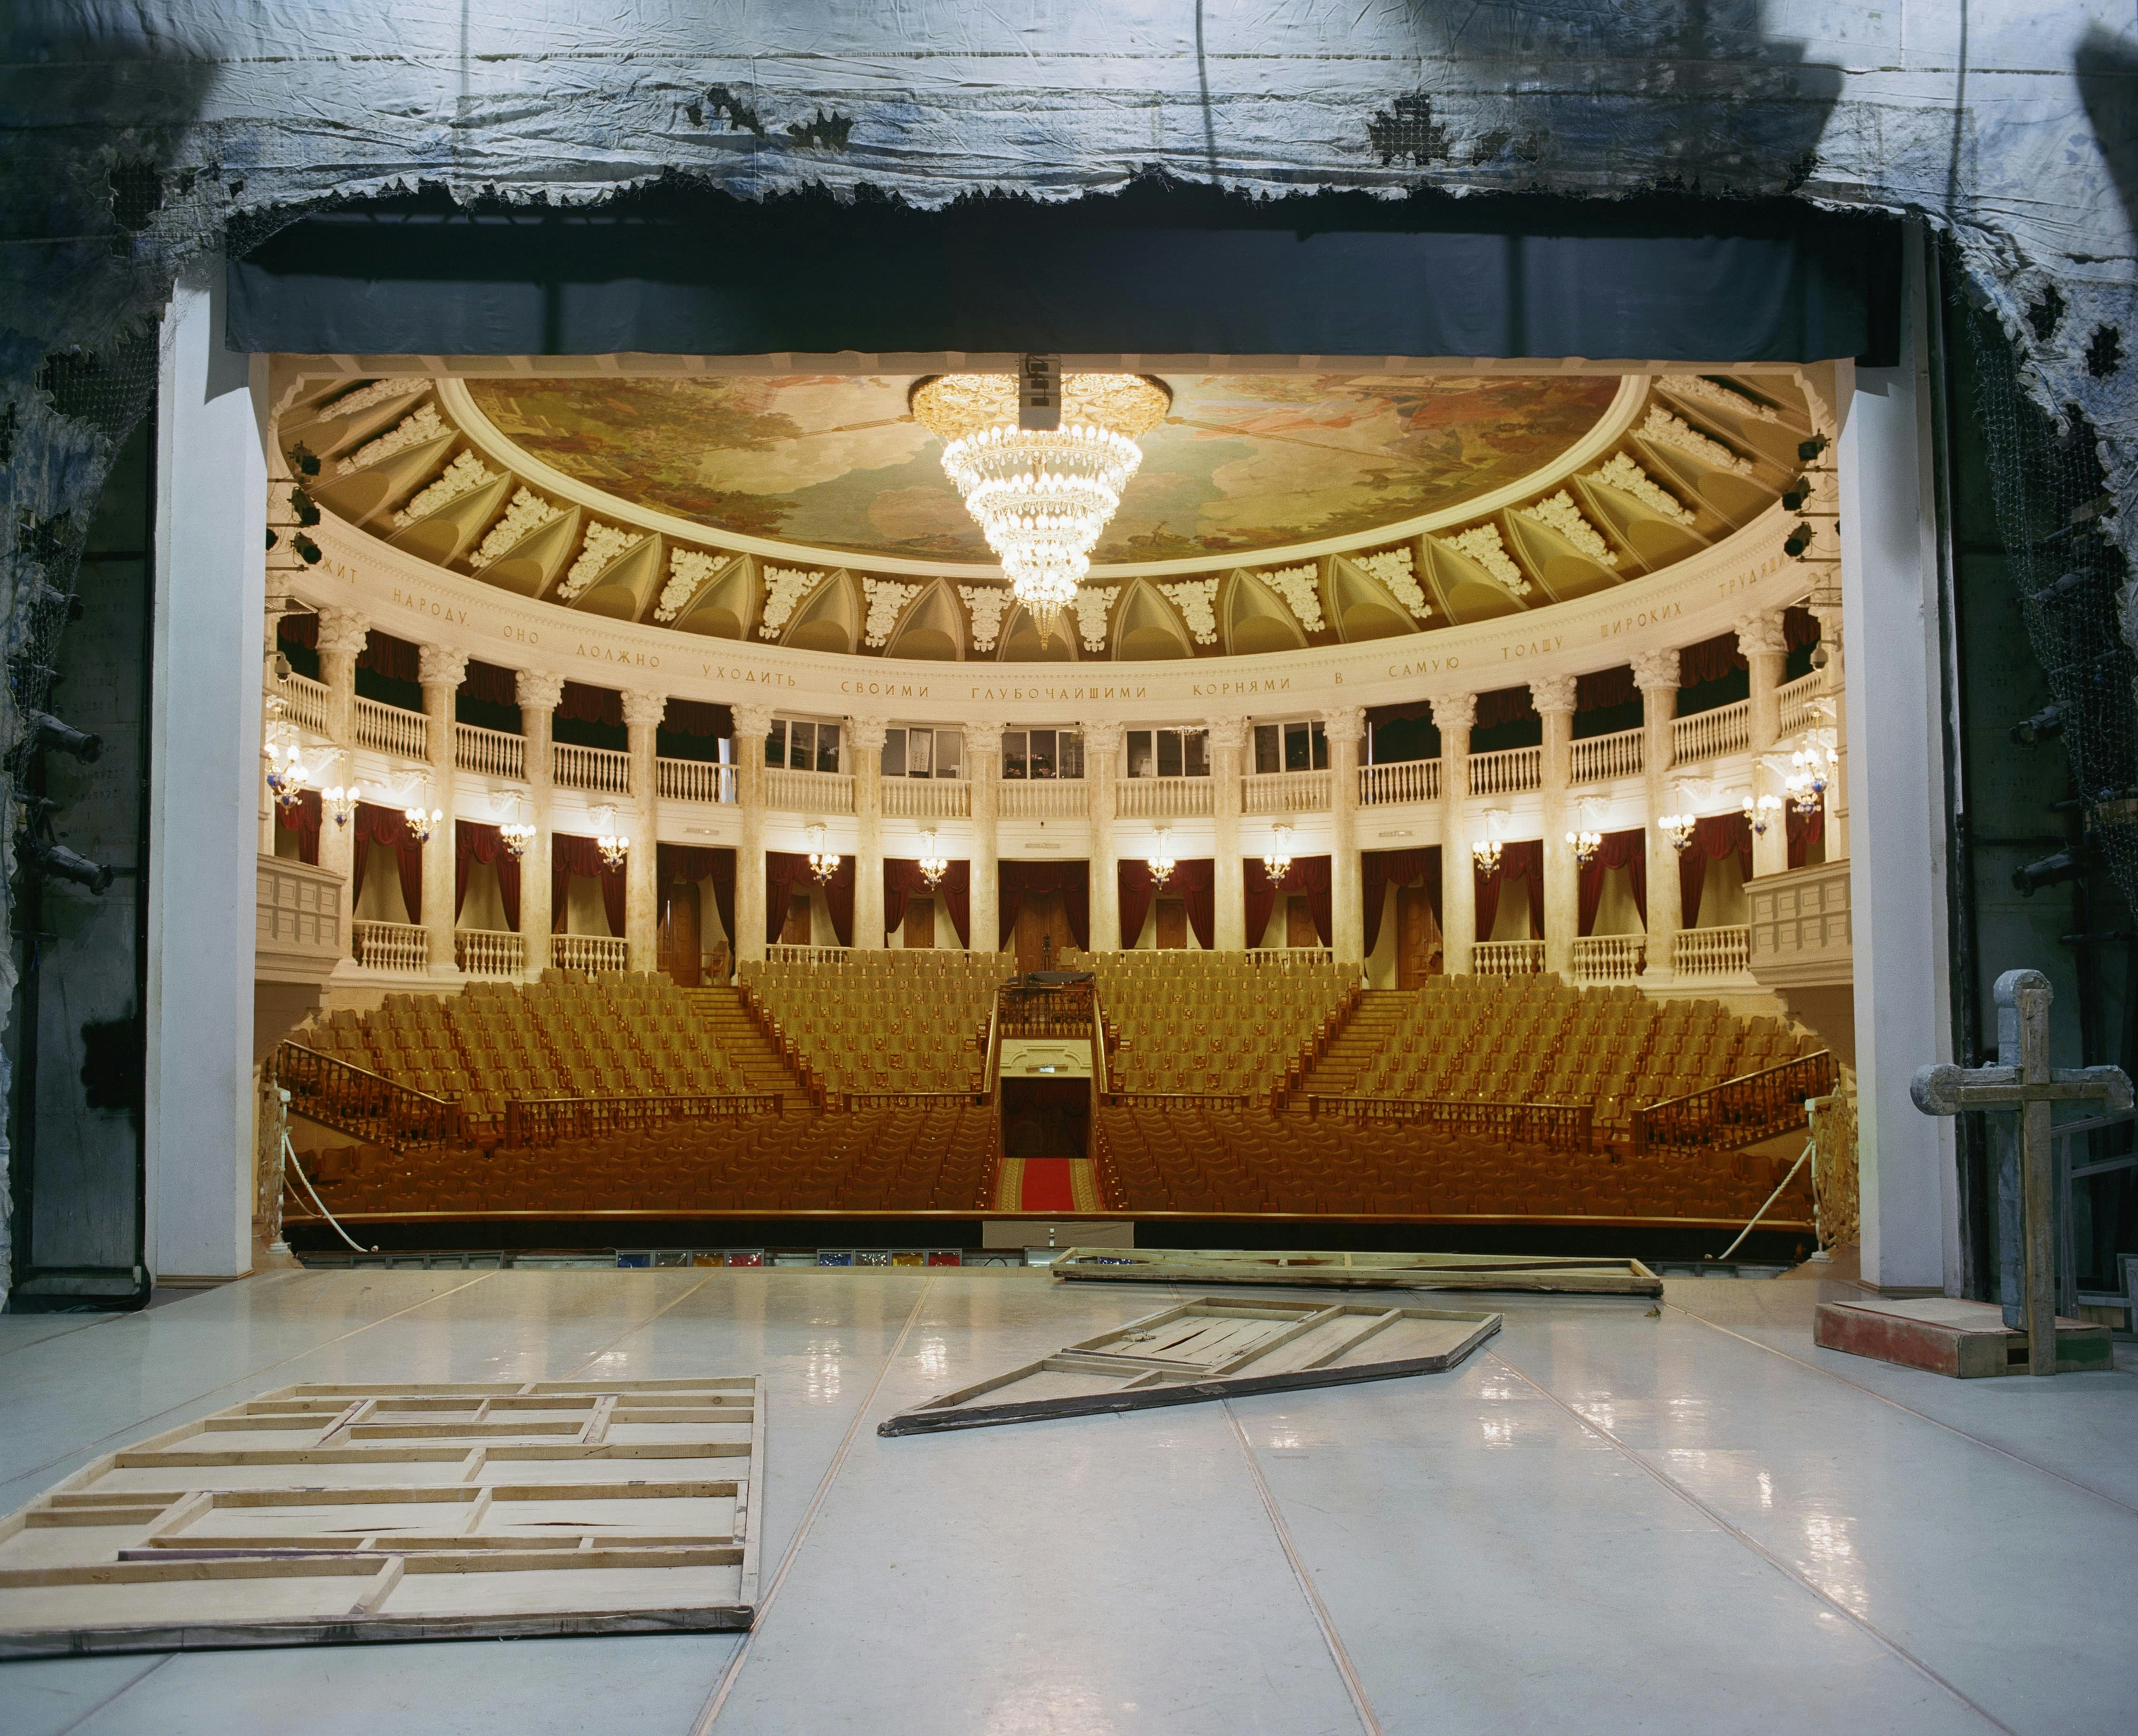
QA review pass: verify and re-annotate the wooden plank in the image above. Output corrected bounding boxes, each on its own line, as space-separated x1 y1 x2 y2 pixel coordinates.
879 1301 1500 1436
1050 1246 1664 1296
0 1377 764 1658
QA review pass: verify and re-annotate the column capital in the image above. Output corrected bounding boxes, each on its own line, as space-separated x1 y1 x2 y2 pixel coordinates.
1630 648 1679 692
1809 602 1843 647
1319 704 1366 744
515 669 568 711
1083 720 1124 756
620 689 668 729
418 644 469 689
1205 714 1250 750
1734 610 1790 658
846 714 889 752
730 700 776 740
1429 691 1475 733
1529 674 1579 716
315 606 371 659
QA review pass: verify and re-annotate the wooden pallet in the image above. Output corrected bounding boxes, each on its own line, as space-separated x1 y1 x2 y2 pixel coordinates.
1049 1245 1664 1297
879 1298 1500 1435
0 1377 762 1658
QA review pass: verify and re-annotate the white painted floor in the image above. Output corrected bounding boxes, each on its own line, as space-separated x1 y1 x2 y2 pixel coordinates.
2 1264 2134 1736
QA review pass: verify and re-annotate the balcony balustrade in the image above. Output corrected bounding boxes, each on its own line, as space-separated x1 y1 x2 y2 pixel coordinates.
455 929 525 978
1569 727 1643 784
276 672 330 736
765 766 856 815
1241 769 1330 815
1672 923 1751 978
553 741 632 796
352 920 429 972
1116 777 1215 820
997 780 1088 820
1467 745 1541 797
1569 934 1645 985
551 934 627 973
658 758 738 805
454 722 526 781
1671 700 1751 765
1357 759 1441 807
882 778 971 819
1777 671 1826 738
352 696 427 760
1472 939 1545 976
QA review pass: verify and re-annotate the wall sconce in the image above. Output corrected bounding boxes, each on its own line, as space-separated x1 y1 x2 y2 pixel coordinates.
1658 812 1697 853
918 829 948 889
1565 828 1602 867
807 821 840 883
1262 824 1293 879
1147 828 1176 889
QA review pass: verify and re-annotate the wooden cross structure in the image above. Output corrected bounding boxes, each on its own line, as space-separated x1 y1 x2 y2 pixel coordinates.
1911 968 2132 1375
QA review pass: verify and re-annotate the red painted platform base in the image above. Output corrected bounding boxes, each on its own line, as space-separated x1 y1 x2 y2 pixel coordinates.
1813 1296 2114 1378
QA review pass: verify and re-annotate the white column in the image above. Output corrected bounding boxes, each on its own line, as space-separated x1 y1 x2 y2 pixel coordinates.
850 716 887 948
1533 675 1579 978
516 670 565 975
969 722 1001 954
1739 611 1792 879
145 259 266 1282
1086 722 1122 951
622 690 665 971
1633 650 1682 984
1323 706 1365 965
1811 601 1850 860
1841 341 1953 1294
1431 694 1475 974
732 703 772 962
1209 716 1248 950
315 608 368 955
417 644 466 980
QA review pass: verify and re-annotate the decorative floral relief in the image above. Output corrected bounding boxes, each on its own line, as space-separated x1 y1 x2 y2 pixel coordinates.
1445 524 1531 595
393 449 498 528
558 522 646 600
467 487 564 568
1074 585 1119 652
862 577 922 647
656 547 722 622
1659 374 1784 424
1583 452 1695 523
327 378 424 420
1261 563 1325 631
343 403 445 472
1159 577 1221 644
1354 547 1432 618
1515 489 1618 566
958 585 1012 651
1637 405 1754 476
760 566 825 639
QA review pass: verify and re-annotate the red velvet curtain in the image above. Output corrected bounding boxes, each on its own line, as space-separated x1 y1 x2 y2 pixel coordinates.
884 858 971 946
766 851 855 948
459 660 520 708
1473 840 1544 942
1577 828 1649 937
351 801 422 922
663 698 733 738
1678 631 1749 685
1575 666 1637 713
1786 803 1825 869
1244 855 1332 948
658 843 736 948
1679 812 1753 928
1473 685 1539 731
1361 847 1441 957
274 789 322 867
455 821 521 930
358 631 419 681
1118 859 1214 949
998 861 1091 952
551 833 626 938
709 849 737 949
557 681 623 726
1784 605 1820 651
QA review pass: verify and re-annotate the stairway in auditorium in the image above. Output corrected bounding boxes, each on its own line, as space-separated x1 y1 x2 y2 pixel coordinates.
1290 990 1415 1105
681 987 809 1108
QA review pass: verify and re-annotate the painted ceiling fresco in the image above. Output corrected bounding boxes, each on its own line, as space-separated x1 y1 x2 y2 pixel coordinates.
466 373 1623 565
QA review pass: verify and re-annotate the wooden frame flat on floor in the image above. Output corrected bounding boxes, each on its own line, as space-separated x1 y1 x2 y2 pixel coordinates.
879 1299 1500 1436
0 1378 763 1658
1048 1246 1665 1297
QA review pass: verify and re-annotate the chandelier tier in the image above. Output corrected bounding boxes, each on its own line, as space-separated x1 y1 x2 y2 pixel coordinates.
911 371 1171 643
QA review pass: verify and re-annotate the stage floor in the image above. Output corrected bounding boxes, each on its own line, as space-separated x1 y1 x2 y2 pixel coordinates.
2 1263 2134 1735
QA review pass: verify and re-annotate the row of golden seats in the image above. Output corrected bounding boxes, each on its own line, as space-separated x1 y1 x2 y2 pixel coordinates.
293 1102 998 1218
741 951 1010 1094
1096 1104 1810 1222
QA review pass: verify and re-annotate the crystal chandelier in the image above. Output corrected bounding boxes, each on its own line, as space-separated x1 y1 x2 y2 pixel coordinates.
590 804 628 868
917 830 948 890
501 822 536 859
1262 825 1293 880
1742 793 1784 836
1786 748 1835 815
1658 812 1697 853
323 784 359 828
403 803 441 845
911 369 1171 643
1565 828 1602 867
1147 829 1176 889
265 739 309 814
1471 837 1503 875
807 822 841 884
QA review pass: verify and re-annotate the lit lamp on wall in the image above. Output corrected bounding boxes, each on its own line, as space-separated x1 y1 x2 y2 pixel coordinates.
592 804 629 870
1147 828 1176 889
322 783 358 829
1786 748 1835 815
496 790 536 859
403 802 441 844
806 822 840 884
1565 828 1603 867
918 829 948 889
1262 824 1293 880
1658 812 1697 854
1743 792 1784 836
263 728 309 815
1471 809 1505 876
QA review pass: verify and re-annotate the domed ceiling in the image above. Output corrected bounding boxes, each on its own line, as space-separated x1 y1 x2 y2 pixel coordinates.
461 374 1625 566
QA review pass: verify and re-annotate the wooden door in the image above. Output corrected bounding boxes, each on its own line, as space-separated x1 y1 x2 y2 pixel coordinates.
1285 894 1317 950
1396 884 1443 988
903 895 936 950
779 892 813 946
1154 897 1187 950
1013 892 1073 971
658 882 702 986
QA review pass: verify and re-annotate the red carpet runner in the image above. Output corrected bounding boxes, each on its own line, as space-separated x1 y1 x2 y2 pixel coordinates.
1019 1158 1076 1212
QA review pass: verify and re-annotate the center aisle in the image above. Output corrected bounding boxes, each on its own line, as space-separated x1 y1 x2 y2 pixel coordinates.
992 1158 1103 1212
